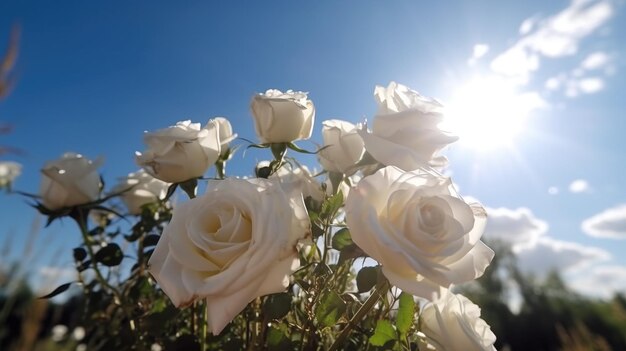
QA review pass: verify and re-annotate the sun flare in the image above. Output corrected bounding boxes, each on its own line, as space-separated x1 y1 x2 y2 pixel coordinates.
441 76 540 150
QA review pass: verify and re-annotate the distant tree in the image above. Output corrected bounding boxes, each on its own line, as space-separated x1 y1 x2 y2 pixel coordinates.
459 239 626 351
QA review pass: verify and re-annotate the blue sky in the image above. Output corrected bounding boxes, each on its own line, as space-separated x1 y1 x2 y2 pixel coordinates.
1 0 625 299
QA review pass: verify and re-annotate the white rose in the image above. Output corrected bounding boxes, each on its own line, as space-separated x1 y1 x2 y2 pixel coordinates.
40 153 102 210
111 169 169 215
136 120 221 183
318 119 365 174
250 89 315 143
257 161 325 204
213 117 237 155
148 177 310 335
345 166 494 300
420 292 497 351
359 82 458 171
273 163 325 204
0 161 21 188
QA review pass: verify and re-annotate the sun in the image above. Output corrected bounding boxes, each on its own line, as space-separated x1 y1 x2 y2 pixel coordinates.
440 76 538 150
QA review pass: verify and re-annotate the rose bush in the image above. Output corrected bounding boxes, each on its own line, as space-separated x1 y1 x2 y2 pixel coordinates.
359 82 458 171
345 166 494 300
111 169 169 215
135 120 221 183
39 153 102 210
24 82 499 350
148 177 310 335
420 291 497 351
250 89 315 143
318 119 365 174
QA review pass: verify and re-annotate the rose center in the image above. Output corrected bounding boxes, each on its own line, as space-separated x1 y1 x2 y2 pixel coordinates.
197 205 252 270
419 204 444 230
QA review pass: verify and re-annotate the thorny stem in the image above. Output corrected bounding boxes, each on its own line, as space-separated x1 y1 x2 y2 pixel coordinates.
72 208 137 331
328 279 389 351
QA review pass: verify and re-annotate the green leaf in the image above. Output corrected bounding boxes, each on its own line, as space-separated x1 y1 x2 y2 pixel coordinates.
179 178 198 199
94 243 124 267
313 263 332 277
396 292 415 336
240 137 270 149
73 247 87 261
163 183 178 202
369 319 397 347
222 337 245 351
144 304 178 333
370 319 396 346
321 190 343 218
89 226 105 236
39 282 72 299
144 248 155 260
143 234 160 247
266 324 290 349
286 142 318 154
331 228 353 250
311 222 324 239
128 276 152 300
262 292 292 321
149 298 167 314
166 334 200 351
315 290 347 328
338 244 366 264
356 266 379 293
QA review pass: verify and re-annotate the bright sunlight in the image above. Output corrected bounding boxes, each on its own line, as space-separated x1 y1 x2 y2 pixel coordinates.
441 76 544 150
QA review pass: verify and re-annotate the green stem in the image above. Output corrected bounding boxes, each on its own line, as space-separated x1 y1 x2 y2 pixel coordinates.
328 279 389 351
74 211 121 300
216 160 226 180
72 209 136 331
191 301 196 336
200 301 207 351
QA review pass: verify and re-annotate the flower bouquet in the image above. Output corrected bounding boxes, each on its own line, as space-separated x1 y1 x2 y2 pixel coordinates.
25 82 496 350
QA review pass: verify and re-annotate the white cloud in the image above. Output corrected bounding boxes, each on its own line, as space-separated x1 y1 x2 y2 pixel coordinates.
536 0 613 56
569 265 626 298
569 179 590 193
545 76 564 90
490 47 540 83
483 207 548 247
39 266 75 283
548 186 559 195
514 237 611 277
490 0 614 82
544 51 611 97
578 77 605 93
582 204 626 239
467 43 490 66
581 51 610 70
479 205 620 299
473 44 490 59
519 16 538 35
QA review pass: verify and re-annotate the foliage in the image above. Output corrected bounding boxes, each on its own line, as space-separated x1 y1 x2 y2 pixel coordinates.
458 239 626 351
